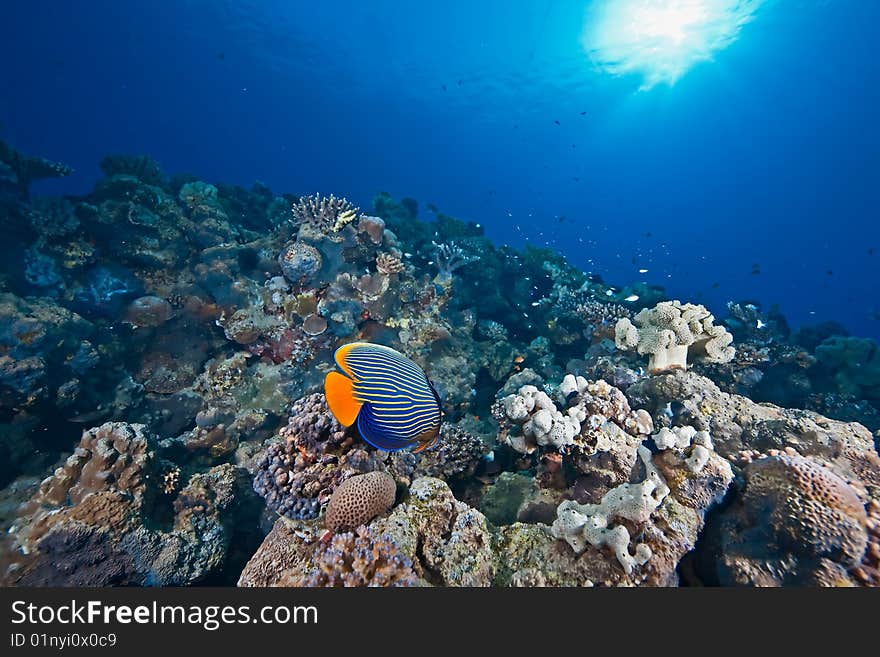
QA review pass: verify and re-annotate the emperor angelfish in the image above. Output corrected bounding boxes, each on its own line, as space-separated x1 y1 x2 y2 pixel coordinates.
324 342 442 453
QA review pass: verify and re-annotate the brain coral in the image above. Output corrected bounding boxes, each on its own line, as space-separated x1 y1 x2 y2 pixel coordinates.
325 471 397 531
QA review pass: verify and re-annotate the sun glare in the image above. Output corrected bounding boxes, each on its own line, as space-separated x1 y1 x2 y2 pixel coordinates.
583 0 764 90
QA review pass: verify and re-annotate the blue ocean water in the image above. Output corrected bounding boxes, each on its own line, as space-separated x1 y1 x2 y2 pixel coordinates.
2 0 878 338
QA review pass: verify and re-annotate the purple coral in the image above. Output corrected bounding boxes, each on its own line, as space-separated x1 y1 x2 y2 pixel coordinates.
252 393 351 520
282 527 419 587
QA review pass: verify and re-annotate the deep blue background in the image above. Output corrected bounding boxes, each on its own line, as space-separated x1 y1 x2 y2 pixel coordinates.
2 0 878 338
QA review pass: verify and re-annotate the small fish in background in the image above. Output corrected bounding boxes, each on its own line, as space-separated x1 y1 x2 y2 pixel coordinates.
217 52 225 60
712 282 720 289
638 268 648 274
554 119 560 125
756 319 767 329
442 84 447 91
325 343 441 453
624 294 640 302
826 270 833 276
751 263 761 275
868 247 875 256
580 111 587 115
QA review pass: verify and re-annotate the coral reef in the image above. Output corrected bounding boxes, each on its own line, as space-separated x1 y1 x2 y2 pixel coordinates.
279 527 420 587
1 422 260 586
2 139 879 588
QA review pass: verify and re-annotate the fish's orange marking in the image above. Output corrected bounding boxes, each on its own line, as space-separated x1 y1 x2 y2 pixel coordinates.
411 429 440 454
324 371 362 426
334 342 364 379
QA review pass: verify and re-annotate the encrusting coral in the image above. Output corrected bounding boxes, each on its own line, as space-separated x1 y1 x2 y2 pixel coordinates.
705 453 869 586
279 527 420 587
615 300 735 373
551 445 667 574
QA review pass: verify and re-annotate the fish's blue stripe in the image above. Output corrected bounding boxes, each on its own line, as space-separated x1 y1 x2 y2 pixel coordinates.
345 348 427 378
348 367 429 393
357 404 418 450
335 343 441 451
346 360 428 389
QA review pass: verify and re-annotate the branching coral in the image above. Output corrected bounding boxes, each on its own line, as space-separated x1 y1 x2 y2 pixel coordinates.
431 240 479 286
292 193 359 234
615 300 735 373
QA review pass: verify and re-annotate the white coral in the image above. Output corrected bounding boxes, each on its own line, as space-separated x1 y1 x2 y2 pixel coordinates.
614 300 735 374
551 445 669 574
652 425 715 473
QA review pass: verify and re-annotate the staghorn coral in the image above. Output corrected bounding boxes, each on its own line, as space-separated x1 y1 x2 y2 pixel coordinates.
324 471 397 531
615 300 735 373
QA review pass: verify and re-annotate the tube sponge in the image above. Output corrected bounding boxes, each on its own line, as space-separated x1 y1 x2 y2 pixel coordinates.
615 300 735 374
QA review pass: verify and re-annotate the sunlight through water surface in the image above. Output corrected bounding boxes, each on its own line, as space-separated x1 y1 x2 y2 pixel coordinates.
583 0 765 89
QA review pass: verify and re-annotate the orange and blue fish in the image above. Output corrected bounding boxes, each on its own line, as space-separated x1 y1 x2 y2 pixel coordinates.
324 342 442 453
